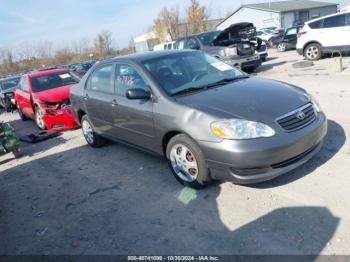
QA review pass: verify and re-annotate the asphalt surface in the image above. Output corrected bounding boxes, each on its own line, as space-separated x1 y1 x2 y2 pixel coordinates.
0 50 349 255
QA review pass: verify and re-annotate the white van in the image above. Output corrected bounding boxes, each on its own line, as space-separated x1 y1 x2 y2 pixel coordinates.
296 11 350 60
153 41 176 51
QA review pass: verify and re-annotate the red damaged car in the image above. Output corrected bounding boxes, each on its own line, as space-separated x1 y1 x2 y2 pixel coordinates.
15 68 80 131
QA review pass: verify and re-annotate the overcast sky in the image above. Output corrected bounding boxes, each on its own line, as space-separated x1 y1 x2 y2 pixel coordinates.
0 0 349 50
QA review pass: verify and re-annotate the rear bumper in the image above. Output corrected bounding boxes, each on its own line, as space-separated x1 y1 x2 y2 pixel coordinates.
42 107 80 131
197 113 327 184
297 48 303 55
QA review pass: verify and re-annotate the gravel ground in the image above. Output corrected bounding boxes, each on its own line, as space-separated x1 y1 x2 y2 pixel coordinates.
0 50 349 255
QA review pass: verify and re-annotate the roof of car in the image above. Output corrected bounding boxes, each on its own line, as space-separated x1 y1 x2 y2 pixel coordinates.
101 50 197 64
305 10 350 24
27 68 69 78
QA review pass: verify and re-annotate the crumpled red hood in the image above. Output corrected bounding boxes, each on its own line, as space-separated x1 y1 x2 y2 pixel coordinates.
33 84 76 102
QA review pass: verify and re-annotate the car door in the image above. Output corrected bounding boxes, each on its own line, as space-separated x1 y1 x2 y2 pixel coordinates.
83 64 115 136
283 27 298 49
111 63 156 150
16 76 34 118
321 14 347 48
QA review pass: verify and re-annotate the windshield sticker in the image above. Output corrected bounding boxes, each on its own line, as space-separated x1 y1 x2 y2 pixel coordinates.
211 62 234 71
59 73 71 79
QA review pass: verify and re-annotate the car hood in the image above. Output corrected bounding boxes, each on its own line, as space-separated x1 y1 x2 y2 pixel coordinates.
175 77 311 124
33 84 76 102
213 22 256 46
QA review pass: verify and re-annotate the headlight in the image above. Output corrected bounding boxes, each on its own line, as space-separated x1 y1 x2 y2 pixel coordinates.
224 47 237 57
311 97 321 113
220 48 237 57
306 94 322 113
211 119 275 140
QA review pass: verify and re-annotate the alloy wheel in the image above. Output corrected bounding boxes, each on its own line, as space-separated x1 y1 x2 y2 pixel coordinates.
306 46 319 60
35 108 46 129
82 120 94 144
170 144 198 182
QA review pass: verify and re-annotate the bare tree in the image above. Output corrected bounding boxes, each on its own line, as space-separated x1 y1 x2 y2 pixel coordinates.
94 30 114 58
186 0 209 34
153 6 180 41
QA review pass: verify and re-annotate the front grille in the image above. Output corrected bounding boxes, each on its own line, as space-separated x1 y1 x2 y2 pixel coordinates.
276 103 316 132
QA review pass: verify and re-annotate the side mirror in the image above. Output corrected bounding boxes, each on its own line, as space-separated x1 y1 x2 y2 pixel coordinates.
126 88 151 100
189 43 200 50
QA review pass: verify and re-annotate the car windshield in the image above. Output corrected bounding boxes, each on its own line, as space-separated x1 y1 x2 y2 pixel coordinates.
31 71 80 92
0 77 20 90
197 31 220 46
142 52 247 96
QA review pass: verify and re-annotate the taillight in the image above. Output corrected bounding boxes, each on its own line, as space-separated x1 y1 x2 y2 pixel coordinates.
297 31 307 38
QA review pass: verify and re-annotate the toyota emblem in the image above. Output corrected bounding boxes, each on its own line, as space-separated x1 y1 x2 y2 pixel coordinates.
296 111 306 120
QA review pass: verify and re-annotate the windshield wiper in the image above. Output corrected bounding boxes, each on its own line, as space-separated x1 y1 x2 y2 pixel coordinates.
206 75 250 88
171 75 250 97
170 87 205 97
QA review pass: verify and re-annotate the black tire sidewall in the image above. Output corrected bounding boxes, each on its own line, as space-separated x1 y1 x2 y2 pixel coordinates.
166 134 210 189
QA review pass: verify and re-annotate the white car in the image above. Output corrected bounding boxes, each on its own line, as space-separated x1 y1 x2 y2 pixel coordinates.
153 41 176 51
296 11 350 61
256 29 278 43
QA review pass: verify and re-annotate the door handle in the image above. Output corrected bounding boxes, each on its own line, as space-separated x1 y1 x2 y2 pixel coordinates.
111 99 118 107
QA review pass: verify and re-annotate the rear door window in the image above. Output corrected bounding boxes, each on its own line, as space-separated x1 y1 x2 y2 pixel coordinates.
323 14 346 28
309 19 323 29
88 65 113 93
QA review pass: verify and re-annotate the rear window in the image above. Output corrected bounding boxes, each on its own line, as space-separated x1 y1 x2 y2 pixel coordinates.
31 72 80 92
309 19 323 29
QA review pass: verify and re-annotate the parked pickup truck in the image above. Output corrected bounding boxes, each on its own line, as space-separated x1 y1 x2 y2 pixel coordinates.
175 22 261 71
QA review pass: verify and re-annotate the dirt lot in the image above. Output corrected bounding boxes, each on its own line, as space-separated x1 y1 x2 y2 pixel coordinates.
1 50 350 255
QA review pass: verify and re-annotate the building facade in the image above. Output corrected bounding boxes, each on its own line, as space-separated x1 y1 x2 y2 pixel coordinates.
217 0 338 30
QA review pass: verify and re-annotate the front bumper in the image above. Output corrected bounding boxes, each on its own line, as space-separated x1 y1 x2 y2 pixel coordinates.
42 107 80 131
297 48 303 55
223 54 261 69
198 113 327 184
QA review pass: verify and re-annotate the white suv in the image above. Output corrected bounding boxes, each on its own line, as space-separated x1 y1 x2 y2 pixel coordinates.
296 11 350 61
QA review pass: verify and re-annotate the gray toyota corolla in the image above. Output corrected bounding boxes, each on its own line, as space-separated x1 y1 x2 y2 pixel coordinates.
70 50 327 188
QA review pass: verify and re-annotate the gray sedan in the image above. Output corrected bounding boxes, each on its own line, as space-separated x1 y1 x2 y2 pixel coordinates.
70 50 327 188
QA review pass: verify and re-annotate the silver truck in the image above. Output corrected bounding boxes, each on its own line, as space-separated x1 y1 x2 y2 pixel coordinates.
175 22 262 71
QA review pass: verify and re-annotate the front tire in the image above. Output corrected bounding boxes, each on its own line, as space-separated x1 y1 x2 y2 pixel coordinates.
304 43 322 61
81 115 105 148
166 134 210 189
35 107 46 130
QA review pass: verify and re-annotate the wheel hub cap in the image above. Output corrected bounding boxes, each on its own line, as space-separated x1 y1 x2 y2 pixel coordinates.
306 46 318 59
82 120 94 144
170 144 198 182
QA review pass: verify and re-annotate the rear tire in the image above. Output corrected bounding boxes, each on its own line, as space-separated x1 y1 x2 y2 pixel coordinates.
304 43 322 61
166 134 210 189
81 115 105 148
277 43 286 52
